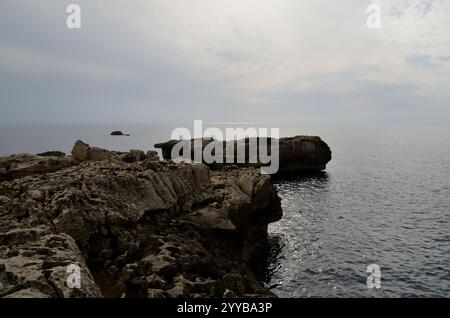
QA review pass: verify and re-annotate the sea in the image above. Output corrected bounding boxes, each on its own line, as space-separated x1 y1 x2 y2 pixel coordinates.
1 123 449 298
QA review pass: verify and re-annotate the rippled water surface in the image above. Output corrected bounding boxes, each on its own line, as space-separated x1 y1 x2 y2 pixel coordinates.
264 125 450 297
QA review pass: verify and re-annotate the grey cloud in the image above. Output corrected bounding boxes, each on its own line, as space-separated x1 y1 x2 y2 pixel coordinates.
0 0 449 124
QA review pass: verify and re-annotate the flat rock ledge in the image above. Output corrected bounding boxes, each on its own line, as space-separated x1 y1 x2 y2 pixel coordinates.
155 135 332 174
0 141 282 298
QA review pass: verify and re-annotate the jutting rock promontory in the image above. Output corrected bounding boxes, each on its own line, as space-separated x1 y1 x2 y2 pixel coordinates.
0 136 331 298
155 136 332 174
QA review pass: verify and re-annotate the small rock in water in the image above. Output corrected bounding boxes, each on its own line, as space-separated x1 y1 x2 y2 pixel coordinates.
110 131 130 136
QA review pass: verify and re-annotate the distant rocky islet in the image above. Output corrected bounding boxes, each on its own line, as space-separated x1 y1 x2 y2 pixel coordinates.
110 131 130 136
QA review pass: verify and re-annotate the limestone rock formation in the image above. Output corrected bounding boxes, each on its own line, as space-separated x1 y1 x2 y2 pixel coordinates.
71 140 121 163
154 135 332 174
0 154 75 182
0 141 282 298
0 231 101 298
277 136 332 173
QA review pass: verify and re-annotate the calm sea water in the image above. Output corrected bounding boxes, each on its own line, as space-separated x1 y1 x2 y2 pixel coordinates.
1 123 449 297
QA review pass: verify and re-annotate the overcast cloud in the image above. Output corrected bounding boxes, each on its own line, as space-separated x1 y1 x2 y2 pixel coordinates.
0 0 449 124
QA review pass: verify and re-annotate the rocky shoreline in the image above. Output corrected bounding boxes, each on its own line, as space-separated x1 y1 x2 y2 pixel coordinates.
0 137 331 298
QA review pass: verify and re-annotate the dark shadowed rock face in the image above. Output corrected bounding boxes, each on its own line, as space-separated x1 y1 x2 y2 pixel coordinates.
0 143 281 298
278 136 332 173
37 151 66 157
154 140 181 160
154 135 332 174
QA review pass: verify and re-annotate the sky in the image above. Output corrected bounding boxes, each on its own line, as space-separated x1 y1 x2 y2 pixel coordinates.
0 0 449 124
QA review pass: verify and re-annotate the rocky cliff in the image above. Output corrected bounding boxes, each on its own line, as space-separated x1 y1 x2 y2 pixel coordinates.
0 141 282 298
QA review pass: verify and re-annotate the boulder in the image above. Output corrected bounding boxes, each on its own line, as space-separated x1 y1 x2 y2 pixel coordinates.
71 140 89 161
278 136 332 173
71 140 121 163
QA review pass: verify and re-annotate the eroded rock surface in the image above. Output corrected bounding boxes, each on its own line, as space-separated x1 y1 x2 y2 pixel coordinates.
0 142 282 298
0 154 75 182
